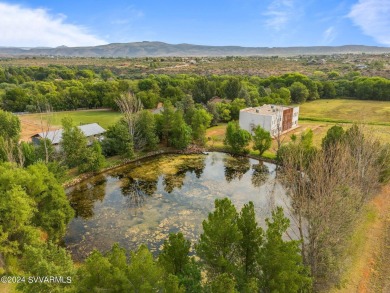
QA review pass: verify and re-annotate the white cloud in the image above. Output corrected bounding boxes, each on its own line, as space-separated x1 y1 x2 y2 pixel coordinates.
264 0 300 31
348 0 390 45
0 2 106 47
322 26 337 44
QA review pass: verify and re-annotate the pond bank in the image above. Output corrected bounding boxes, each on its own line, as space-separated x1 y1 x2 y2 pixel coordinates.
64 151 287 261
63 147 277 188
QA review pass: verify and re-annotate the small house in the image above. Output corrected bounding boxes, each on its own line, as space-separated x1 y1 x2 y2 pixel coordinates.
31 123 106 147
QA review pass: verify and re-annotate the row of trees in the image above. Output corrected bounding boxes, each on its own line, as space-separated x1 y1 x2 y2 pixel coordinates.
277 124 390 290
102 93 212 159
1 67 389 113
15 198 312 293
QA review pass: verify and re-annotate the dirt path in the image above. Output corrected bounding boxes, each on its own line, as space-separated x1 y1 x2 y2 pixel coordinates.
334 185 390 293
368 185 390 292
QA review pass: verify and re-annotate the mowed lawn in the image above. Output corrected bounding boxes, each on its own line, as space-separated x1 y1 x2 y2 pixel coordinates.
19 109 122 141
299 99 390 125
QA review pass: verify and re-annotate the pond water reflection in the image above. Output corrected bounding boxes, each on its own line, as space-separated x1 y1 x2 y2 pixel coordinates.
64 152 290 261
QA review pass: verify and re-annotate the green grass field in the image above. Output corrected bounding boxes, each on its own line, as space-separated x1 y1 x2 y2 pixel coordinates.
299 99 390 125
206 99 390 156
24 109 122 129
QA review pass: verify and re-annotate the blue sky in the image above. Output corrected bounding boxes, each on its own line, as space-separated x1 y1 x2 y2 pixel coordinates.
0 0 389 47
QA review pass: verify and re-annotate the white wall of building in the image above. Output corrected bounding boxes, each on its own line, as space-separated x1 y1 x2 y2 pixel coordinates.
239 105 299 137
292 106 299 127
239 110 273 134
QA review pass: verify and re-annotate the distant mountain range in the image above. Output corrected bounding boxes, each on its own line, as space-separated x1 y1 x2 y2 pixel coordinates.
1 41 390 57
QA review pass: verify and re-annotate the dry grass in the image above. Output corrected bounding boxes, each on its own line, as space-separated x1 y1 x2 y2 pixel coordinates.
205 119 390 157
329 185 390 293
299 99 390 125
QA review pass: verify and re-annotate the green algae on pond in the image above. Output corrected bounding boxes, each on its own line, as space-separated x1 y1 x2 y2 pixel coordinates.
64 152 290 261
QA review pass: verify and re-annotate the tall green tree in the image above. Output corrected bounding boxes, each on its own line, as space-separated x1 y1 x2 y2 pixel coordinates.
127 244 165 292
0 162 74 254
289 82 309 103
170 111 192 149
224 121 251 154
76 249 131 293
237 202 264 284
321 125 345 150
0 109 21 140
18 242 75 293
159 232 191 275
135 110 159 150
224 77 242 100
101 120 134 158
210 273 238 293
196 198 242 278
190 108 212 146
229 98 247 120
260 207 312 293
158 100 176 145
60 117 88 168
0 183 38 255
79 141 106 173
252 125 272 156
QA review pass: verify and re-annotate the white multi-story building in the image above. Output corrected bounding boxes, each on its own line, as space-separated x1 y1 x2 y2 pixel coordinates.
239 104 299 136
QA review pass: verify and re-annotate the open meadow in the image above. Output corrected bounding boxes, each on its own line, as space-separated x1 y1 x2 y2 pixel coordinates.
206 99 390 157
299 99 390 125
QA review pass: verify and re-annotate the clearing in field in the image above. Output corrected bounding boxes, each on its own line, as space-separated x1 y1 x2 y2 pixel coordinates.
299 99 390 125
19 109 122 141
206 99 390 156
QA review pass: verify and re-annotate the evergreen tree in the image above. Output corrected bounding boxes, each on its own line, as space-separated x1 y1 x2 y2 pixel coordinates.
237 202 264 284
158 100 176 145
127 244 165 292
159 232 191 275
135 110 159 150
260 207 312 293
196 198 242 278
76 250 126 292
322 125 345 150
210 273 238 293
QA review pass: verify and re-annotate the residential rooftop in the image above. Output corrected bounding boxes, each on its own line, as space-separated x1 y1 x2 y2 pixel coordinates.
240 104 295 115
32 123 106 145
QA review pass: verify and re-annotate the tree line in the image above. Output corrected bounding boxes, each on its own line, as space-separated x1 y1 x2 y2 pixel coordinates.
5 197 312 293
277 124 390 290
1 65 390 114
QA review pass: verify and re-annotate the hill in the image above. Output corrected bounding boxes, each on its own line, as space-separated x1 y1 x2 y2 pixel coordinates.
1 41 390 57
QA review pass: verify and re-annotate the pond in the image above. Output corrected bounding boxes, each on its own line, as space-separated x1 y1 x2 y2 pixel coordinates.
64 152 291 261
